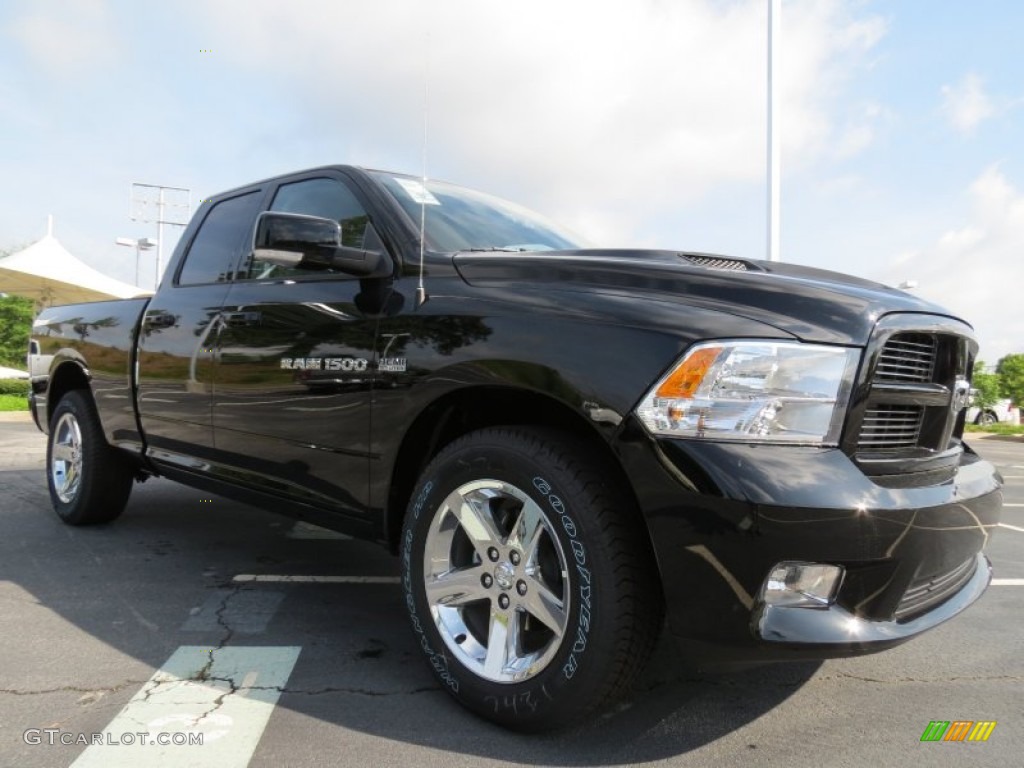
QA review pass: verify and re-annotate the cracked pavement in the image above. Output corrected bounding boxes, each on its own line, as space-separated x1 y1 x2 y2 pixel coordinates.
1 417 1022 767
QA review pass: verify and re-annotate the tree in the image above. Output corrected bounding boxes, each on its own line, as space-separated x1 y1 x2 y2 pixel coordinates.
971 360 1001 411
996 353 1024 406
0 294 34 369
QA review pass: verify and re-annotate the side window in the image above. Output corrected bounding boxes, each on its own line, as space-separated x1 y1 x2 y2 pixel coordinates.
178 191 262 285
242 177 370 280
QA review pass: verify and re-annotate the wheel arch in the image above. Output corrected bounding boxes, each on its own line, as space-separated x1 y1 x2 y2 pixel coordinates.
45 359 91 429
383 385 648 556
975 408 999 424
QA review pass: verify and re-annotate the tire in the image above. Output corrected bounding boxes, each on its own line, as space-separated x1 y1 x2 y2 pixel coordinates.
46 389 134 525
400 426 661 731
976 411 998 426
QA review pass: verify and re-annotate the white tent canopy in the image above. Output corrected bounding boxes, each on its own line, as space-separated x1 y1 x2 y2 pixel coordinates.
0 228 152 308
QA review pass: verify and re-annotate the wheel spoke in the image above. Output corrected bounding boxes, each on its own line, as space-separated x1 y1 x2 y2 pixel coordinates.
52 442 74 463
522 576 567 637
425 565 490 607
483 609 520 678
445 488 504 554
63 463 78 489
506 498 546 563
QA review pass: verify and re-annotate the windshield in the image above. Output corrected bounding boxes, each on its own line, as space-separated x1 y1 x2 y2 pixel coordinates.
370 171 584 252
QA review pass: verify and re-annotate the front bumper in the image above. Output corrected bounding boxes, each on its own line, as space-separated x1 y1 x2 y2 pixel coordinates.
753 553 991 652
614 418 1003 661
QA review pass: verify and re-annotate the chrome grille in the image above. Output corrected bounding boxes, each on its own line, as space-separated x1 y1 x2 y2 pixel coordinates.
683 254 749 271
894 557 976 621
875 333 937 383
858 405 924 451
849 318 974 470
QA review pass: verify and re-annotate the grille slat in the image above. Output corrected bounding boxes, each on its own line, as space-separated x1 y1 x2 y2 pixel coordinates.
874 333 937 384
858 404 924 451
894 557 976 621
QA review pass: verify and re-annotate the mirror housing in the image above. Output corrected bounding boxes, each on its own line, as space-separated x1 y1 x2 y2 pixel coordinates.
252 212 391 277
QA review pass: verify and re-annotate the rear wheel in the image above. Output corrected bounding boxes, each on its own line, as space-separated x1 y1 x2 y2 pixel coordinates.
976 410 998 426
47 390 133 525
400 426 661 730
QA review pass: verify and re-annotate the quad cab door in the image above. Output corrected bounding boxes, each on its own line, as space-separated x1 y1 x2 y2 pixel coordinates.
137 187 266 468
212 172 392 521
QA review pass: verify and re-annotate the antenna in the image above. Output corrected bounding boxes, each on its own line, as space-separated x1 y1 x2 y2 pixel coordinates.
415 29 430 308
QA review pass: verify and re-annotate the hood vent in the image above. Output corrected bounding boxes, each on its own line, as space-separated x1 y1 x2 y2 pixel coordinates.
682 254 750 271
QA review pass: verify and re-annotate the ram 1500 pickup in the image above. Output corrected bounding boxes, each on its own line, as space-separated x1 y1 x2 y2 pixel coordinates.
28 165 1003 730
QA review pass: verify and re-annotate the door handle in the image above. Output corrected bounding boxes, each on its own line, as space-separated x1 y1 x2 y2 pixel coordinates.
143 311 176 329
222 310 261 327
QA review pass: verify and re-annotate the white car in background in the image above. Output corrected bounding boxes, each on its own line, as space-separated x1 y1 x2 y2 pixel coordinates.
967 396 1017 426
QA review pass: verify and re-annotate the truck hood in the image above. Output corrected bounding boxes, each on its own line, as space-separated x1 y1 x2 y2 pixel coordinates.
452 249 965 346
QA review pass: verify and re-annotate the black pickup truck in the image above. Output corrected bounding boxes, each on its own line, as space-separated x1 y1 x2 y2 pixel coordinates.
28 165 1002 730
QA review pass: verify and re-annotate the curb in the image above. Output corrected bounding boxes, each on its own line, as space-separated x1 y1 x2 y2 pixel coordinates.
0 411 33 423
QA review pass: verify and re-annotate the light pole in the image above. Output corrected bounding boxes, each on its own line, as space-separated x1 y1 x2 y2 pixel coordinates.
129 183 190 290
116 237 158 288
767 0 781 262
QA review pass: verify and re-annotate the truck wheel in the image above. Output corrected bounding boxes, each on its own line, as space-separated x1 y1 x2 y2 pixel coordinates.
47 390 133 525
975 410 998 426
400 427 660 731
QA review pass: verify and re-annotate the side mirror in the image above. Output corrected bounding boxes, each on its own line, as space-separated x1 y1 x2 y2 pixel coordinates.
252 212 391 277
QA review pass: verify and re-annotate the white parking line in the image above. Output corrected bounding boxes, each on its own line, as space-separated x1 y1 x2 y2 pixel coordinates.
992 579 1024 586
997 523 1024 533
1003 503 1024 507
233 574 400 584
71 646 300 768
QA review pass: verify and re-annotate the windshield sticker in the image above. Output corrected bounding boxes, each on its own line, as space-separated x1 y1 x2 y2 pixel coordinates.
395 178 441 206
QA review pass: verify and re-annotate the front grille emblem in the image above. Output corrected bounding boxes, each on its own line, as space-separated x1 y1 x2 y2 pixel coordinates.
951 378 970 414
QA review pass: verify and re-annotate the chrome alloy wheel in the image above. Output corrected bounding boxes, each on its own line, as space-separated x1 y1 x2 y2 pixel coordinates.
50 412 84 504
423 479 571 683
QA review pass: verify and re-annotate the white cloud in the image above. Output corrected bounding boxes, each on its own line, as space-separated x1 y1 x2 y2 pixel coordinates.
880 166 1024 362
941 72 995 136
7 0 118 78
193 0 885 244
832 102 890 158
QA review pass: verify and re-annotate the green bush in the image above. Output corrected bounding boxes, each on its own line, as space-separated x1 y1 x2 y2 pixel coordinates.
965 423 1024 436
0 295 33 368
0 378 30 396
0 393 29 412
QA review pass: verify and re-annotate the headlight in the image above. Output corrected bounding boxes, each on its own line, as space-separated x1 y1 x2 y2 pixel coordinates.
635 340 859 445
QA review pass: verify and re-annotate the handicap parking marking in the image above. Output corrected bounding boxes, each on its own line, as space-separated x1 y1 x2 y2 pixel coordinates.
71 645 301 768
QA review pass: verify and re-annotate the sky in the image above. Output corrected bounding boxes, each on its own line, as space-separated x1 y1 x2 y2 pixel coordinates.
1 0 1021 364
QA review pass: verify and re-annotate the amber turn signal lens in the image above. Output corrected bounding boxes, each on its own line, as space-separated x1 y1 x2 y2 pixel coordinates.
655 346 722 399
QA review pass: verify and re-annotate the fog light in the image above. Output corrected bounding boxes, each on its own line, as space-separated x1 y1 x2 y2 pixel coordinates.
762 562 844 608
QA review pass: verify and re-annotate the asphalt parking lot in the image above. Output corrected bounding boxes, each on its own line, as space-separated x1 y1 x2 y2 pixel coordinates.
1 412 1021 768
